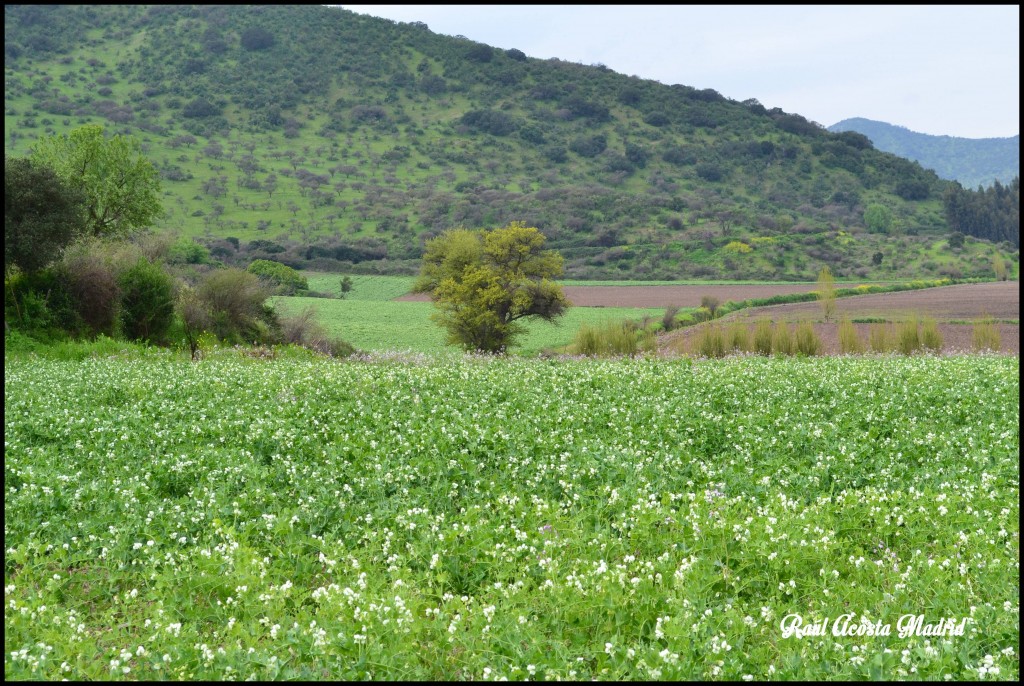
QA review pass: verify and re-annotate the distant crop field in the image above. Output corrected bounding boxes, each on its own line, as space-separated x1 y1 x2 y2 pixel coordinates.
303 273 417 300
273 296 664 354
4 354 1018 680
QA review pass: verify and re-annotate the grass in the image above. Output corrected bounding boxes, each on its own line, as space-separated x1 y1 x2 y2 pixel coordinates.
272 296 663 355
5 352 1019 680
302 273 417 300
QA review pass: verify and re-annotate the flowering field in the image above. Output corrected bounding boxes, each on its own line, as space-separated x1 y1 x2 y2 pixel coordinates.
4 352 1019 680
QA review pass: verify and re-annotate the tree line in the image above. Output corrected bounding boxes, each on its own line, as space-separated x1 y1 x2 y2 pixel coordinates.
5 125 352 357
943 177 1020 248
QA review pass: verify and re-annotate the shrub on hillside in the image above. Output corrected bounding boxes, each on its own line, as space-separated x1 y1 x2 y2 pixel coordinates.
574 320 641 357
694 324 726 358
662 306 681 332
4 266 79 339
168 237 212 265
727 322 751 352
700 295 721 318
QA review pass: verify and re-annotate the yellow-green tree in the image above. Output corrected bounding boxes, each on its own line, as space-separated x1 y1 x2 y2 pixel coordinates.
414 222 569 352
29 124 162 238
817 265 836 321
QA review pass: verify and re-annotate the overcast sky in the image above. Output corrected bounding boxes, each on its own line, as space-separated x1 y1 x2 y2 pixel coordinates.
340 5 1019 139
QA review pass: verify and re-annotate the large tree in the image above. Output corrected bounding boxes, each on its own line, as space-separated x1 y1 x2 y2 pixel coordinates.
414 222 569 352
4 156 87 272
29 124 162 238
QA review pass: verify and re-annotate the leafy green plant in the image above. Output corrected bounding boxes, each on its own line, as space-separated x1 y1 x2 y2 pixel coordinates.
4 353 1017 681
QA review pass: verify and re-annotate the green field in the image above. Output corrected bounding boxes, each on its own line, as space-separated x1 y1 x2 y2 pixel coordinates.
279 273 668 354
4 352 1018 680
303 274 417 300
273 296 664 355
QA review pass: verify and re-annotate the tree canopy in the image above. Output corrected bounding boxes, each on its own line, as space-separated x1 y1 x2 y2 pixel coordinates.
29 124 162 238
4 156 87 272
414 222 569 352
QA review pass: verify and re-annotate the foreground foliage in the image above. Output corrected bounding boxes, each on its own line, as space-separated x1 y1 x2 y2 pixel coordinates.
4 352 1019 680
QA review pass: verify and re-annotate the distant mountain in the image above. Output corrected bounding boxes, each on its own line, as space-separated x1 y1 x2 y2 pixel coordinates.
828 118 1018 189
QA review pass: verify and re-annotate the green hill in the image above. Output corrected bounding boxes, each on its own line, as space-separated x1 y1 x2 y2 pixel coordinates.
4 5 1018 280
828 117 1019 190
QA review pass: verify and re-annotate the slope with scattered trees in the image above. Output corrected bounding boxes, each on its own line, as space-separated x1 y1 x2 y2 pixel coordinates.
3 5 1019 281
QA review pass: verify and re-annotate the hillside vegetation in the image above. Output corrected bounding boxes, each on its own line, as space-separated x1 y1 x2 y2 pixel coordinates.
829 117 1019 190
4 5 1018 280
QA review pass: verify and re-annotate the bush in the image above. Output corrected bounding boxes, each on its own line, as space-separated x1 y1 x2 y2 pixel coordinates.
197 268 274 343
176 284 213 360
972 317 1001 352
920 317 943 352
753 319 773 355
168 237 211 265
4 266 79 338
662 306 681 332
772 322 794 356
574 320 641 357
278 306 354 357
700 295 721 318
692 306 713 323
694 324 726 358
727 322 750 352
896 319 921 355
793 320 821 355
838 317 864 354
240 26 275 51
247 259 308 295
118 258 175 343
62 247 119 336
869 323 892 353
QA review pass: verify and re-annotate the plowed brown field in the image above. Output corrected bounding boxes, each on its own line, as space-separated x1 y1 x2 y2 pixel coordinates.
659 281 1019 355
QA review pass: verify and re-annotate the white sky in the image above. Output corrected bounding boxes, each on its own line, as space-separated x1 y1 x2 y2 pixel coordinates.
340 5 1019 139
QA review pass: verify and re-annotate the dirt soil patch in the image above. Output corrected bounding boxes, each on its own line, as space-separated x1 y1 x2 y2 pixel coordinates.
659 282 1020 356
718 281 1019 322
